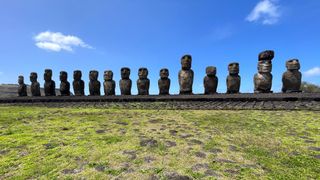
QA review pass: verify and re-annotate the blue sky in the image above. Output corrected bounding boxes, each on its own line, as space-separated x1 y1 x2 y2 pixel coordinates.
0 0 320 95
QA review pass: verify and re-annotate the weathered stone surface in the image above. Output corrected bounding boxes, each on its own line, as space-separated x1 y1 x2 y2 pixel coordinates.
18 76 27 97
158 68 170 95
204 66 218 94
282 59 302 93
73 70 85 96
254 51 274 93
179 55 194 95
103 70 116 96
120 67 132 95
137 68 150 95
59 71 70 96
44 69 56 96
89 70 101 96
254 62 273 93
29 72 41 96
227 62 240 94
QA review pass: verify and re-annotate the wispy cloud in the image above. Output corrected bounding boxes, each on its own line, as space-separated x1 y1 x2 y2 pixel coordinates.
34 31 92 52
304 67 320 77
246 0 281 25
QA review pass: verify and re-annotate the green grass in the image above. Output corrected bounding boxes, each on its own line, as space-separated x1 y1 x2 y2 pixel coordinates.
0 106 319 179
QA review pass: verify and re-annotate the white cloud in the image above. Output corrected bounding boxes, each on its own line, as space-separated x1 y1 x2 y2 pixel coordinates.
304 67 320 77
34 31 92 52
246 0 281 25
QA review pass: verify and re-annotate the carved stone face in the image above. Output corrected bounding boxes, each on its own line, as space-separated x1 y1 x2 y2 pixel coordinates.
89 70 99 81
160 68 169 78
228 62 239 74
44 69 52 81
286 59 300 70
60 71 68 82
181 55 192 70
121 67 130 79
258 50 274 61
138 68 148 79
30 72 38 83
104 70 113 81
258 62 272 73
18 76 24 84
206 66 217 76
73 70 82 81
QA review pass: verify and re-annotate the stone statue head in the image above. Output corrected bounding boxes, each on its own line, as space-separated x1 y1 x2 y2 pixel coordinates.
121 67 130 79
206 66 217 76
18 75 24 84
30 72 38 83
44 69 52 81
89 70 99 81
73 70 82 81
181 55 192 70
286 59 300 71
138 68 148 79
160 68 169 79
258 50 274 61
228 62 239 75
104 70 113 81
60 71 68 82
258 62 272 73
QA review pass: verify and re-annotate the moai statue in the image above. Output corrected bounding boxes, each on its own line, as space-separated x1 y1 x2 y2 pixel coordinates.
73 70 85 96
89 70 101 96
178 55 194 95
30 72 41 96
119 67 132 95
226 62 241 94
254 50 274 93
59 71 70 96
282 59 302 93
18 75 27 97
137 68 150 95
44 69 56 96
254 62 273 93
158 68 170 95
103 70 116 96
204 66 218 94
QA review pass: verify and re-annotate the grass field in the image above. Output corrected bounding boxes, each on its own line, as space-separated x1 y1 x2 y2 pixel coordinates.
0 106 319 179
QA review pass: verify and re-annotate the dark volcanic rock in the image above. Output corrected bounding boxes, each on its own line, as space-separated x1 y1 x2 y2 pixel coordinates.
137 68 150 95
158 68 170 95
73 70 85 96
227 62 240 94
140 139 158 147
89 70 101 96
179 55 194 95
59 71 70 96
119 67 132 95
204 66 218 94
17 76 27 97
44 69 56 96
164 172 192 180
282 59 302 93
103 70 116 96
29 72 41 96
195 151 206 158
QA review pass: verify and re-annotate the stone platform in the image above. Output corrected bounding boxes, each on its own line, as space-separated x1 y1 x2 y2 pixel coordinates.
1 93 320 110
